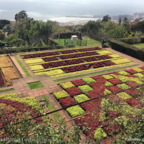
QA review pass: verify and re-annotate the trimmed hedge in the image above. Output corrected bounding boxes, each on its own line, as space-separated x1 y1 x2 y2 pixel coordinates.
0 45 63 54
118 37 141 44
109 39 144 61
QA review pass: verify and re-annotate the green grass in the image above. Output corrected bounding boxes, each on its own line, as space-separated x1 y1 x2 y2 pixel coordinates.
14 56 31 77
82 36 101 46
54 36 101 47
55 64 139 82
132 43 144 49
0 88 14 93
41 95 61 120
28 81 44 89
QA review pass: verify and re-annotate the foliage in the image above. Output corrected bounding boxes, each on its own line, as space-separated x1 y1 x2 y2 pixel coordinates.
0 19 10 29
82 77 96 84
53 90 70 99
15 10 28 22
117 92 132 100
0 30 5 40
60 82 75 89
117 83 130 90
74 94 90 103
131 20 144 32
66 105 85 117
94 127 107 140
78 85 93 93
102 15 111 22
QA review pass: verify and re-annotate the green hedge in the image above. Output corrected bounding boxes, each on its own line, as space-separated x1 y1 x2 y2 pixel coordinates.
118 37 142 44
109 39 144 61
0 45 63 54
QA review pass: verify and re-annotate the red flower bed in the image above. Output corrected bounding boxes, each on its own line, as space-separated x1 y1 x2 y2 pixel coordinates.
111 72 120 75
86 90 103 100
106 94 121 103
74 113 100 138
61 49 78 54
102 60 115 66
62 64 90 73
59 97 77 108
108 78 122 85
139 66 144 70
125 69 137 74
43 57 58 62
60 51 98 59
80 98 102 112
93 62 105 68
126 81 139 88
125 89 141 97
0 71 4 87
92 75 103 80
42 61 67 68
65 59 84 65
66 87 82 96
126 75 137 78
82 57 97 62
98 55 112 60
106 111 120 117
0 99 43 129
71 79 86 86
107 86 122 93
141 71 144 74
77 47 101 52
103 124 120 135
126 98 140 107
22 52 59 59
101 137 112 144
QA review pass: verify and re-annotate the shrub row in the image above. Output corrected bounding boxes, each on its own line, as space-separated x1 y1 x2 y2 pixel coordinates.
0 45 63 54
109 39 144 61
118 37 142 44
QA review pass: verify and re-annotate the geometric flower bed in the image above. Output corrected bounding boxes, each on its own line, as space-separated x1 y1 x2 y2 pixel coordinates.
53 66 144 141
21 47 134 78
0 55 21 86
0 93 43 138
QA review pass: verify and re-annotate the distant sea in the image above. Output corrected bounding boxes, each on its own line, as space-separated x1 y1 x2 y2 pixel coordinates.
49 17 101 25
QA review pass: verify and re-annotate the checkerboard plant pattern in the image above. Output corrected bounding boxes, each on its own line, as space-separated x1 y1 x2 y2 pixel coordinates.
53 66 144 141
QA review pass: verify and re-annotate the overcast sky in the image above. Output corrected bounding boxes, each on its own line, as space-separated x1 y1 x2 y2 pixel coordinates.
0 0 144 21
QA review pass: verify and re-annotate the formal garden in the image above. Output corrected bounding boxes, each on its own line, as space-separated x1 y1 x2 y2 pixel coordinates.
0 10 144 143
0 45 144 143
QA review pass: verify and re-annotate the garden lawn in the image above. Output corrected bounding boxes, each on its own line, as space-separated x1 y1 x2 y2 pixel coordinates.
132 43 144 49
28 81 44 89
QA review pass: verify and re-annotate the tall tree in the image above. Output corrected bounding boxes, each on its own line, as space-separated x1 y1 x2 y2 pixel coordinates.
102 15 111 22
0 19 10 29
15 10 28 22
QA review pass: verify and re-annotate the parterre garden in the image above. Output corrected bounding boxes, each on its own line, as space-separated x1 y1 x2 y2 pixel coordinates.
53 66 144 141
0 46 144 143
21 47 134 78
0 55 21 87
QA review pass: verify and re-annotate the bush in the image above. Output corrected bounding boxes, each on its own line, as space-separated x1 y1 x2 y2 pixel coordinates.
118 37 141 44
66 105 85 117
109 39 144 61
78 85 93 93
53 90 70 99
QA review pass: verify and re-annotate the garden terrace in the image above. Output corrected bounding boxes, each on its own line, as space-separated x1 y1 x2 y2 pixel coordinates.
53 66 144 140
20 47 135 78
0 45 143 143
